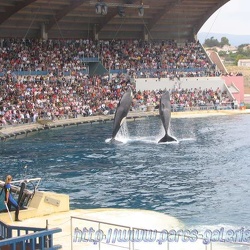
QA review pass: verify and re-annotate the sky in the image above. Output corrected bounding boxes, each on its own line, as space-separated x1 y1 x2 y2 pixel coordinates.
198 0 250 35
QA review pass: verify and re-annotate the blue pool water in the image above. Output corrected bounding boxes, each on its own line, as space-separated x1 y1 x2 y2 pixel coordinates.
0 114 250 232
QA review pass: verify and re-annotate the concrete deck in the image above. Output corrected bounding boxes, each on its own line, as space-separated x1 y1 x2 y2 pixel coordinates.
1 208 239 250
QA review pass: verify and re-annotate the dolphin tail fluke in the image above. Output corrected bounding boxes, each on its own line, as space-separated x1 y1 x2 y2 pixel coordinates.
158 134 176 143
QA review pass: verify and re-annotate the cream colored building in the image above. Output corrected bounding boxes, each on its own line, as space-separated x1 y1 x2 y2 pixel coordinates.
238 59 250 67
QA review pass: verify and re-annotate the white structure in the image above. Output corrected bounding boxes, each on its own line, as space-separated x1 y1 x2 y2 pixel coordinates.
238 59 250 67
134 77 227 92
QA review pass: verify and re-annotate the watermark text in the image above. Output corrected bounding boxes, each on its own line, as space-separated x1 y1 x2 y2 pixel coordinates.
72 227 250 245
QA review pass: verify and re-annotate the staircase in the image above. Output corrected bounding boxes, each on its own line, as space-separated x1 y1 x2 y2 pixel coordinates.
206 50 228 74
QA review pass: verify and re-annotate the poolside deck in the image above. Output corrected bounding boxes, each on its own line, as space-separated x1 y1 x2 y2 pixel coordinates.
0 207 238 250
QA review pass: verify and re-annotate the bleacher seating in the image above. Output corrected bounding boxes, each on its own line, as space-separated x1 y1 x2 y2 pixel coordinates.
0 39 236 126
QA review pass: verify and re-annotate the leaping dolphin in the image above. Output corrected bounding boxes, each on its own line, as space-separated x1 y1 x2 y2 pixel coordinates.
111 87 133 142
158 91 177 143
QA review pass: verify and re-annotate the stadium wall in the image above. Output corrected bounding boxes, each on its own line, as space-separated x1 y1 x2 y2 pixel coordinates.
134 77 227 92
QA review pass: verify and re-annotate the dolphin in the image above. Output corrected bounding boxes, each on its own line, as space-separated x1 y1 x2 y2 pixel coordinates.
111 87 133 142
158 91 177 143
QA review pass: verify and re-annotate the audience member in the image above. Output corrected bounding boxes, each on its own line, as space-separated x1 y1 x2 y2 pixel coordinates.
0 38 235 126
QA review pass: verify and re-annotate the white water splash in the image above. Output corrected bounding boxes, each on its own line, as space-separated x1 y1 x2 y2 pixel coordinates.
106 120 130 143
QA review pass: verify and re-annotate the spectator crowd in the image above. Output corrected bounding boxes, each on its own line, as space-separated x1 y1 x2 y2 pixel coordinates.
0 38 219 77
0 38 235 126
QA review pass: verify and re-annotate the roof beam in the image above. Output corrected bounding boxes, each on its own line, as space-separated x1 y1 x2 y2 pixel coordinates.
95 9 118 34
147 0 184 31
194 0 230 34
45 0 88 32
0 0 38 24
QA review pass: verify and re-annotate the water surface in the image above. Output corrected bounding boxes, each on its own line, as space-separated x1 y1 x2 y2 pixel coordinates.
0 114 249 232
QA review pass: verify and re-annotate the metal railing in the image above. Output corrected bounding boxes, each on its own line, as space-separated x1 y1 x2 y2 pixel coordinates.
0 178 41 209
70 216 250 250
0 220 62 250
71 216 131 250
0 103 237 129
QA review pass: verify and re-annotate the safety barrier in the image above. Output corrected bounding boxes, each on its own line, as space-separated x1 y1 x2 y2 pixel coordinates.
0 178 41 210
0 70 88 77
0 103 236 129
0 220 62 249
71 216 131 250
70 216 250 250
0 65 211 77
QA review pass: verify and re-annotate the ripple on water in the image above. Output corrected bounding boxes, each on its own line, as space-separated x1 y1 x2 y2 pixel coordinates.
0 115 249 230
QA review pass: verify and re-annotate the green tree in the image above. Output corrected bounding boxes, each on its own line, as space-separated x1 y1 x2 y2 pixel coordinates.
238 44 250 57
220 37 230 47
203 37 220 47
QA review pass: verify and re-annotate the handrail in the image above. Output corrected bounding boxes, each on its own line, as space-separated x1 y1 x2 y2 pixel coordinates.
0 220 45 239
71 216 131 250
11 177 41 190
0 221 62 249
0 228 62 249
71 216 131 228
0 178 41 209
0 70 88 77
0 220 61 249
70 217 250 250
0 104 237 130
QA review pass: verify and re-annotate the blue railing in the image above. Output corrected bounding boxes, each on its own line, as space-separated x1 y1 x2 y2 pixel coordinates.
0 56 214 77
0 70 89 77
0 220 62 249
81 57 99 62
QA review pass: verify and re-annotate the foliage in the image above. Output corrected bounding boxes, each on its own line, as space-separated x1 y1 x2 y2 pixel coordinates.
204 37 220 47
246 104 250 109
203 36 230 48
203 37 250 65
220 37 230 47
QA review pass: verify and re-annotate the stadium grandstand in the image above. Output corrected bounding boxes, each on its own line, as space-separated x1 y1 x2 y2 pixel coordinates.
0 0 246 126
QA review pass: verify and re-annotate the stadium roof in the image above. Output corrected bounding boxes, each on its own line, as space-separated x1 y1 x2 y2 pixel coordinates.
0 0 229 41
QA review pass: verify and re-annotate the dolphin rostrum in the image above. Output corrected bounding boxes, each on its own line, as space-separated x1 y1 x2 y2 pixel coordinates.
111 87 133 142
158 91 177 143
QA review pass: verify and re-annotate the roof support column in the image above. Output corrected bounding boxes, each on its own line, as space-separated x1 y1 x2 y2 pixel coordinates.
40 23 48 40
93 24 99 41
143 26 148 42
192 27 197 42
